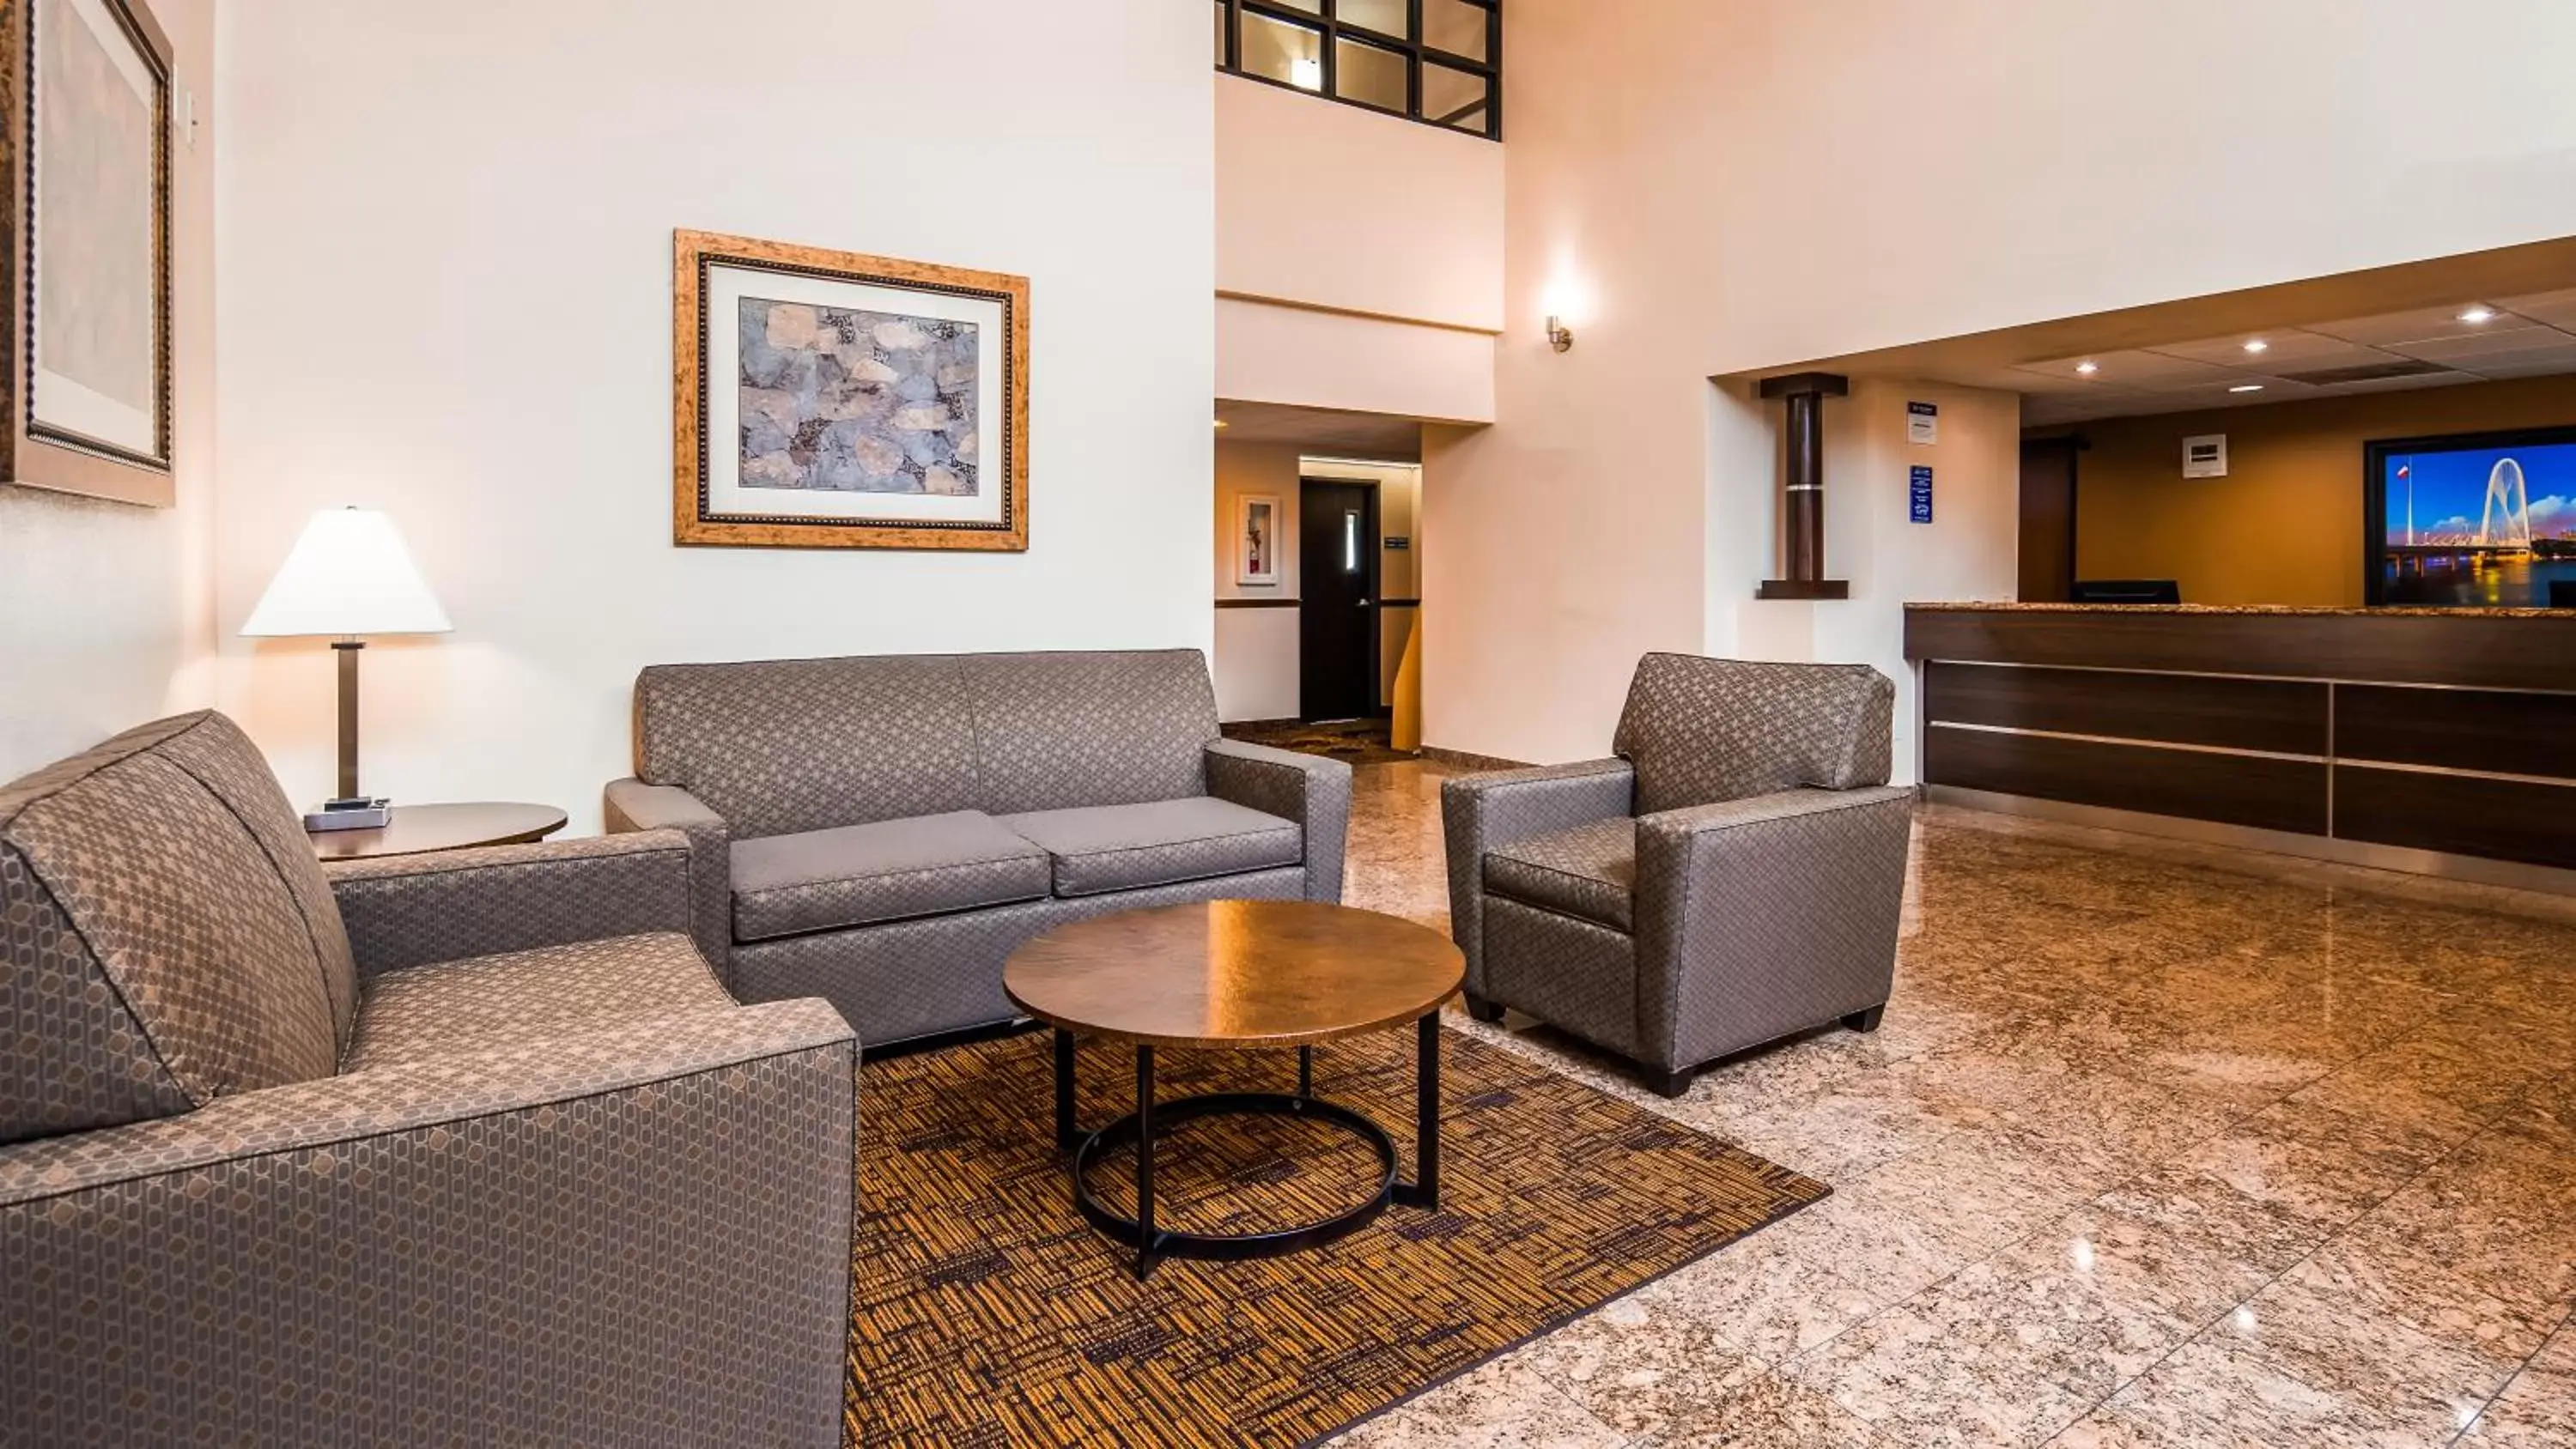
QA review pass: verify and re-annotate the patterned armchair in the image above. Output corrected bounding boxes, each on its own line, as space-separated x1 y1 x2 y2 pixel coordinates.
1442 655 1914 1096
0 712 855 1447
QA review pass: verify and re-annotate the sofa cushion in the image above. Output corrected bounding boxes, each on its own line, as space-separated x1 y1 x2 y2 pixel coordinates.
635 654 982 838
729 810 1051 942
1612 654 1894 815
1000 797 1301 897
0 712 349 1144
343 931 731 1072
963 651 1220 815
1484 817 1637 932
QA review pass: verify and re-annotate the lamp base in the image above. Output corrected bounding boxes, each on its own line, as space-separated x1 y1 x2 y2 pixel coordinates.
306 797 392 832
334 640 365 802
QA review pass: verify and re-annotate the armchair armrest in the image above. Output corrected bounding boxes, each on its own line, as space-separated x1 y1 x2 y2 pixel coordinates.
605 777 732 974
0 998 856 1446
325 829 694 979
1439 758 1635 990
1205 739 1354 902
1631 785 1914 1069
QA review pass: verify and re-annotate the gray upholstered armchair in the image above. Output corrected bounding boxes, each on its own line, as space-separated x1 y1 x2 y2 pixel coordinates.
1 712 855 1447
1442 654 1914 1096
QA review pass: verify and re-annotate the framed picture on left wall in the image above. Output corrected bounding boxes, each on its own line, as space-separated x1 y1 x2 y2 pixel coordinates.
1 0 178 507
1236 492 1281 586
673 228 1030 550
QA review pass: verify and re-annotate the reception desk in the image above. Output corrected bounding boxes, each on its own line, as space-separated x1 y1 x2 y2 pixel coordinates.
1904 603 2576 888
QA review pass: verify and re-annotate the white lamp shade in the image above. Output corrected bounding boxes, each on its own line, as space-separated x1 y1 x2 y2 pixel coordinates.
240 507 453 638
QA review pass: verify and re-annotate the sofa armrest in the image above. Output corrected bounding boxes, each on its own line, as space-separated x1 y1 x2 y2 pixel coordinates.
325 829 695 979
1631 785 1914 1069
1438 758 1635 991
0 998 856 1446
1204 739 1354 902
605 777 732 975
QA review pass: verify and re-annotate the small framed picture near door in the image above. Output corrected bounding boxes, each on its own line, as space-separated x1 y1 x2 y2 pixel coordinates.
673 228 1029 550
3 0 178 507
1236 492 1281 586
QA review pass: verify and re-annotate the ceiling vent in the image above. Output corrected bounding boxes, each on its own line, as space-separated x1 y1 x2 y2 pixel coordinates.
2277 358 2454 386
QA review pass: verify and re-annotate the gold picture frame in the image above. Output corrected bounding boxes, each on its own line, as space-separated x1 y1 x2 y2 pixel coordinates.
2 0 177 507
672 228 1029 550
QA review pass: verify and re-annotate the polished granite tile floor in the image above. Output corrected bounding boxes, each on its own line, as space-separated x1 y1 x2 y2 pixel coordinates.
1329 761 2576 1448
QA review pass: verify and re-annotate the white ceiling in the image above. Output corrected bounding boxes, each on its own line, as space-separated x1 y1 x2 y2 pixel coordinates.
2017 288 2576 426
1212 399 1425 460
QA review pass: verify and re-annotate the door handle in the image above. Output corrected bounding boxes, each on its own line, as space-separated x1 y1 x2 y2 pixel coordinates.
1356 598 1372 607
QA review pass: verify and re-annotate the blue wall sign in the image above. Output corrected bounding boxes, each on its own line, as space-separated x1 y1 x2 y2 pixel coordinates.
1908 465 1935 524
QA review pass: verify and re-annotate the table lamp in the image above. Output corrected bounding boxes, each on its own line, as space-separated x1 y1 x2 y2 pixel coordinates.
240 507 451 822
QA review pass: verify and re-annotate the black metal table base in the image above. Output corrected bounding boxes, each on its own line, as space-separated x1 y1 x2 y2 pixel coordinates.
1053 1016 1442 1280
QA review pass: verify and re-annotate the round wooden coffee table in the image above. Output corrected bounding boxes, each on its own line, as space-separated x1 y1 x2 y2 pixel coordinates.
1003 899 1464 1280
307 802 568 861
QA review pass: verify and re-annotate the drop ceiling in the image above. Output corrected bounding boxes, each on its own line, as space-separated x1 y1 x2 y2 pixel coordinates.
1716 238 2576 431
2014 288 2576 425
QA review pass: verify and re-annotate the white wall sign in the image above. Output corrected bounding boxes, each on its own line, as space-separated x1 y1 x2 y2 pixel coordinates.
2182 433 2228 478
1906 401 1938 445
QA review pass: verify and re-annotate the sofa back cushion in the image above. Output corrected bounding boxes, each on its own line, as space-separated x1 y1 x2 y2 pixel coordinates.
1613 654 1894 815
961 651 1218 815
635 655 981 838
633 649 1222 832
0 712 352 1143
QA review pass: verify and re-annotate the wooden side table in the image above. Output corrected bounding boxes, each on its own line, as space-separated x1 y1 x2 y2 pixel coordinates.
308 802 568 862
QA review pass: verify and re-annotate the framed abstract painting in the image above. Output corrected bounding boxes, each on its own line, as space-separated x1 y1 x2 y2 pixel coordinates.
2 0 176 506
673 228 1029 550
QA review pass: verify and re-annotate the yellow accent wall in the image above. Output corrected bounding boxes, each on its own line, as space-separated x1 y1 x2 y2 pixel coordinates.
2069 375 2576 607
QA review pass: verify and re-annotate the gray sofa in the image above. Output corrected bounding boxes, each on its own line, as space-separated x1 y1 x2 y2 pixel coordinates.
0 712 855 1447
605 648 1353 1046
1443 654 1914 1096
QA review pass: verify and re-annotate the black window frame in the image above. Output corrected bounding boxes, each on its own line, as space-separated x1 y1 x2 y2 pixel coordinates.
1216 0 1503 142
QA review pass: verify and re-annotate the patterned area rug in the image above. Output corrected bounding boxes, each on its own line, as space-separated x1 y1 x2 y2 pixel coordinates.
844 1025 1826 1447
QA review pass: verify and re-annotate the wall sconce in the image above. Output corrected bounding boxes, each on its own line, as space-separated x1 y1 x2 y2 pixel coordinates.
1546 315 1574 353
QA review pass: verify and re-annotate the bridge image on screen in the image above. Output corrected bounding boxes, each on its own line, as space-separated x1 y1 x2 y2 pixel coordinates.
2478 458 2532 549
2382 439 2576 608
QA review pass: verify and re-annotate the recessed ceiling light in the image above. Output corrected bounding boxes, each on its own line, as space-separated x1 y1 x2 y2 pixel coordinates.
2458 306 2497 324
2075 361 2099 375
2241 339 2269 355
2228 383 2265 393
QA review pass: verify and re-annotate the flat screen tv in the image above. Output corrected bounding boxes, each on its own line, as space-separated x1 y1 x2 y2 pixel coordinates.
2366 424 2576 609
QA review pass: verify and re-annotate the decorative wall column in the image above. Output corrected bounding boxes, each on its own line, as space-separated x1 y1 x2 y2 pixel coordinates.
1755 371 1850 600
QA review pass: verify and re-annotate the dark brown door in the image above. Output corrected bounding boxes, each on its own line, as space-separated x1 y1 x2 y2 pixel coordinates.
2018 437 2082 602
1299 479 1379 721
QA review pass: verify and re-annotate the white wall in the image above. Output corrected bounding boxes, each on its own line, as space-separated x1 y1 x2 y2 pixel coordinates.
1212 71 1502 426
1216 74 1503 332
1733 379 2022 785
1216 298 1495 424
213 1 1215 828
1431 0 2576 767
0 0 218 781
1212 440 1301 722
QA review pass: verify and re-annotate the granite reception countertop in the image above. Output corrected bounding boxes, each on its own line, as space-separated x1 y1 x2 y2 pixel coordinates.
1903 601 2573 621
